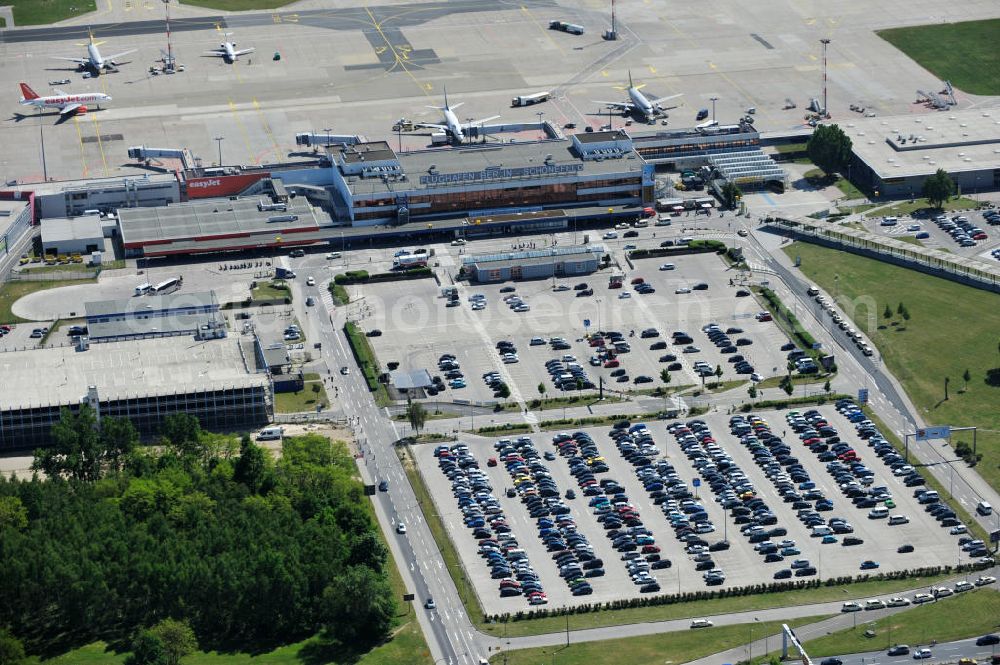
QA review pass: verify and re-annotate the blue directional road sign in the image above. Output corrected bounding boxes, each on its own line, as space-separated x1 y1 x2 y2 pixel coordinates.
692 478 701 487
915 425 951 441
583 319 591 328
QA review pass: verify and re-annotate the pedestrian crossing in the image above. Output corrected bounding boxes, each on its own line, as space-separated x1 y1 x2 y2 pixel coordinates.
319 288 336 315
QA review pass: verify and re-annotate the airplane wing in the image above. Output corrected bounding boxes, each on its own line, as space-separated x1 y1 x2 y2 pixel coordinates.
651 93 684 106
234 48 255 56
594 100 633 110
59 103 82 115
469 115 500 126
412 122 447 131
105 49 137 62
204 50 226 56
51 56 89 64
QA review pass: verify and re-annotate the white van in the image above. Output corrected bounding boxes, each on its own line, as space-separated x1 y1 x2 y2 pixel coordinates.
325 252 342 260
257 426 284 441
888 514 909 525
134 282 152 297
690 618 713 628
977 501 993 516
868 507 889 519
806 286 820 296
880 216 898 226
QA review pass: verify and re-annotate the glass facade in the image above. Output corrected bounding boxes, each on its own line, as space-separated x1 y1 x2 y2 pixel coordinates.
353 176 641 221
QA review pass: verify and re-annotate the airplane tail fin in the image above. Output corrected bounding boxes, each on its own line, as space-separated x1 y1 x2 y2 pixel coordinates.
19 83 39 100
444 85 449 109
628 69 633 88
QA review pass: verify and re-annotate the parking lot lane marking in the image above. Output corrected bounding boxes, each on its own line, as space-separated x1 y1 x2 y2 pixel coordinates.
72 116 89 178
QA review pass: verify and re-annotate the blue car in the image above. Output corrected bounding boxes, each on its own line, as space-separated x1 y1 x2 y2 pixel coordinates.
450 379 467 389
860 560 880 570
821 534 838 544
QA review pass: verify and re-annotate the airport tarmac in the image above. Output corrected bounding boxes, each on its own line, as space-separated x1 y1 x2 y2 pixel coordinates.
2 0 999 185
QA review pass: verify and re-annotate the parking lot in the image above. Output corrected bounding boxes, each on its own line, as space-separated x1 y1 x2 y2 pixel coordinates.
866 208 999 259
359 251 793 405
412 403 967 614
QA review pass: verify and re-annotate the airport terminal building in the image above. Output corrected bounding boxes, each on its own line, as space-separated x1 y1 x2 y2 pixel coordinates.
329 132 654 225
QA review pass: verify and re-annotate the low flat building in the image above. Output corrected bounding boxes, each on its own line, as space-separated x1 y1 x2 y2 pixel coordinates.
41 215 105 256
85 290 222 341
844 109 1000 197
118 195 332 257
0 336 270 451
462 244 605 283
0 194 33 262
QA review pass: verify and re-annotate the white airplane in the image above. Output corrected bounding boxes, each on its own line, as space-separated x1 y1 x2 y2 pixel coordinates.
50 28 136 75
18 82 111 116
414 88 499 144
205 34 254 63
595 70 683 121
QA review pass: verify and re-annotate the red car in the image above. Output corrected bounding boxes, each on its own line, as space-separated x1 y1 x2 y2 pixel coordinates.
631 277 645 285
643 207 656 217
973 232 988 240
487 457 497 467
757 311 773 322
641 545 661 554
604 359 620 368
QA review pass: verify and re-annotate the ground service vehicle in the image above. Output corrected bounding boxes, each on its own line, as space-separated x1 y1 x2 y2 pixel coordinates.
512 91 551 107
549 20 584 34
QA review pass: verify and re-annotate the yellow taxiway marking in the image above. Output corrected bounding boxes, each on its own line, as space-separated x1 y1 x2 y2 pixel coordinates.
228 99 259 165
73 116 89 178
520 4 566 56
365 5 431 98
252 98 283 163
89 113 110 176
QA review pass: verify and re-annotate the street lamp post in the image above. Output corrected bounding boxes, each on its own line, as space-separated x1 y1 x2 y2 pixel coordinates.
37 108 48 181
214 136 224 167
710 96 719 123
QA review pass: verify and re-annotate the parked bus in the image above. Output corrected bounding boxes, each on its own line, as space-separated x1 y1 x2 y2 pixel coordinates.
153 277 181 294
134 282 153 297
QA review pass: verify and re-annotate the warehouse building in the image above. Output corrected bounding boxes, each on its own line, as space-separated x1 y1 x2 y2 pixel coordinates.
462 244 606 283
844 109 1000 197
0 336 271 451
329 134 653 226
5 172 182 220
84 291 223 341
118 194 334 257
41 214 106 257
1 194 33 262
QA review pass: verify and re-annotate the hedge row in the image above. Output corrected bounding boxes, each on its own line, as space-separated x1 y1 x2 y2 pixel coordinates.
740 393 852 412
759 287 818 350
485 564 987 624
629 244 723 260
343 321 381 392
333 267 432 284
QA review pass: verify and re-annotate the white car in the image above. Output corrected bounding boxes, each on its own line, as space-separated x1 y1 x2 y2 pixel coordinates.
675 286 692 294
615 222 630 230
886 597 911 607
690 619 713 629
750 373 764 382
953 581 974 592
553 285 570 292
974 575 996 586
604 231 618 240
396 523 407 534
933 586 953 598
841 602 863 612
306 276 316 286
949 524 967 535
619 292 632 299
912 593 934 604
659 263 676 271
865 599 886 610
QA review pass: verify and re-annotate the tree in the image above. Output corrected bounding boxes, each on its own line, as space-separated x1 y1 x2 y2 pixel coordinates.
148 618 197 665
0 496 28 532
161 413 204 461
537 382 547 399
100 416 139 474
405 399 427 434
0 628 26 665
901 307 911 323
883 304 892 320
963 368 971 390
323 566 395 645
823 379 831 394
922 168 956 208
234 436 267 494
748 384 758 400
720 181 742 210
714 365 723 385
806 124 853 175
780 376 794 396
660 368 672 386
32 405 102 481
124 631 167 665
897 302 905 316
